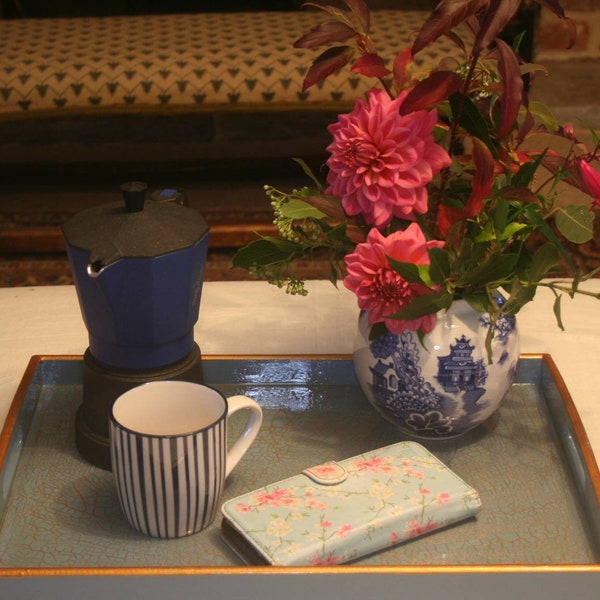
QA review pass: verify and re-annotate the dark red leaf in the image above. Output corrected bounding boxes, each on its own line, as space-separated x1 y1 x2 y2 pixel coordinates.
294 20 357 48
495 37 524 138
302 194 346 221
301 193 347 221
300 192 368 242
465 14 481 36
539 152 587 189
534 1 575 47
345 0 370 32
301 0 370 32
392 48 414 92
517 105 535 145
437 204 464 236
412 0 489 55
400 70 464 114
301 2 350 22
563 17 577 48
351 53 390 78
533 0 565 19
495 185 539 204
468 137 495 214
441 29 470 55
474 0 521 52
301 46 354 91
437 137 495 235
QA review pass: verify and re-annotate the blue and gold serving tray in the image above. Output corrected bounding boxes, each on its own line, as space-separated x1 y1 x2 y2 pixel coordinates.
0 354 599 577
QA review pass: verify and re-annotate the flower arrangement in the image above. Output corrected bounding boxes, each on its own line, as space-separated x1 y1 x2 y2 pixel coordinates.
233 0 600 349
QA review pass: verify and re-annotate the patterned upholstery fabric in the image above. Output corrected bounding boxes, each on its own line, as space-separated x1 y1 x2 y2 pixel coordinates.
0 10 465 116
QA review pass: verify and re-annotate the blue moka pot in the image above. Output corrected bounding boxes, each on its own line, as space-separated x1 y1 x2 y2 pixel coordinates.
62 182 210 469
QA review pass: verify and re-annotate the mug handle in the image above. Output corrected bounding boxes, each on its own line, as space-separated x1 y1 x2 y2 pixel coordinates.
225 395 263 478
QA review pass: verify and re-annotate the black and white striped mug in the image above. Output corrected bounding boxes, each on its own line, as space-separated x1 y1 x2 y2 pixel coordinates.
109 381 262 539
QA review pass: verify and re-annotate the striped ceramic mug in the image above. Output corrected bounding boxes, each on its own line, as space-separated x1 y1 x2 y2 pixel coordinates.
109 381 262 539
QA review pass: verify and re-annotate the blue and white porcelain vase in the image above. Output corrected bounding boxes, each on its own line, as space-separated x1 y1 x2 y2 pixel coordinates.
353 298 519 439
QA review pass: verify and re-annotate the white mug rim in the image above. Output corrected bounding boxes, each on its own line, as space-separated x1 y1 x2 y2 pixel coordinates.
110 380 228 438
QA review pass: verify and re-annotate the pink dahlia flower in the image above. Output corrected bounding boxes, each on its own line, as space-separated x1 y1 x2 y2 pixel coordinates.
344 223 444 334
326 88 451 228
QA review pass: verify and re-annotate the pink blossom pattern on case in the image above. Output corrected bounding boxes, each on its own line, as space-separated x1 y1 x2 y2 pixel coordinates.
221 441 482 566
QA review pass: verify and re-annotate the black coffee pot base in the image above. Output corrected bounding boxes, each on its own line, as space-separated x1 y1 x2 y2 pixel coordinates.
76 344 204 471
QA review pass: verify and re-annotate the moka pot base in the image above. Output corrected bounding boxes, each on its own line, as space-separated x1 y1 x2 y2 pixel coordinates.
75 343 204 471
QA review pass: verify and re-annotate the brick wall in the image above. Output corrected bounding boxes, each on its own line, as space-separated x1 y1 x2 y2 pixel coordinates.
371 0 599 60
536 0 600 59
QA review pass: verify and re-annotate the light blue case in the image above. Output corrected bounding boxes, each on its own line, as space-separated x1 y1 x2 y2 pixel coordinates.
221 441 482 566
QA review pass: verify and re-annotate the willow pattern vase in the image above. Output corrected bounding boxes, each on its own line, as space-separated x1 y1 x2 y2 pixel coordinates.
353 299 520 439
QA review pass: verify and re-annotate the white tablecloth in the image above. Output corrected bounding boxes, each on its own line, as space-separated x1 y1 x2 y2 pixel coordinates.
1 280 599 457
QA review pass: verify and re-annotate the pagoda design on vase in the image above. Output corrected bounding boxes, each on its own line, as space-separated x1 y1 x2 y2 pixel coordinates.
436 335 488 392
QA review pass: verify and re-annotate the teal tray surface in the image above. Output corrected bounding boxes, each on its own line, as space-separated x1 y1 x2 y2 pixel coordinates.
0 355 599 570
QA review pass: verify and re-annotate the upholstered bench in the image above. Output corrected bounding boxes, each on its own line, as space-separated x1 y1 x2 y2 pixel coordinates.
0 9 461 253
0 10 463 164
0 9 461 111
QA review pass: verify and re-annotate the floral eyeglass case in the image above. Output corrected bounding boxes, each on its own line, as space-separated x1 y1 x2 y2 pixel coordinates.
220 441 482 566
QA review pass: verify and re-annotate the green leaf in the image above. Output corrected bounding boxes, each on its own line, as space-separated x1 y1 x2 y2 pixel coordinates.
529 100 560 133
386 256 428 285
458 252 519 287
475 203 528 242
484 325 495 365
453 238 488 273
449 93 496 155
232 237 302 270
474 221 495 242
553 294 565 330
498 222 529 241
493 196 510 233
369 321 388 341
555 205 594 244
387 291 454 321
292 158 324 190
462 292 493 314
325 222 351 242
528 242 560 282
524 204 578 272
427 247 451 284
418 264 435 287
511 150 546 187
328 262 339 288
278 198 327 220
416 327 428 350
502 277 537 315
